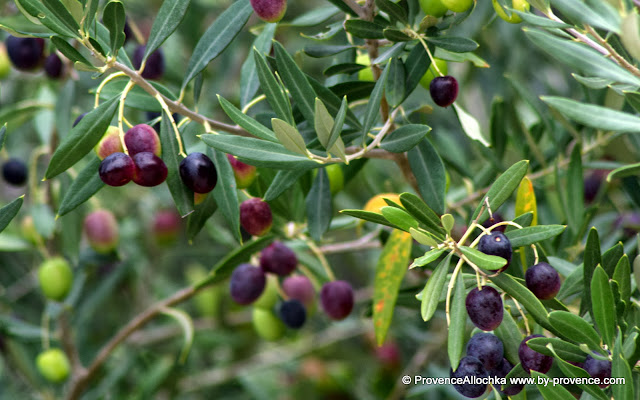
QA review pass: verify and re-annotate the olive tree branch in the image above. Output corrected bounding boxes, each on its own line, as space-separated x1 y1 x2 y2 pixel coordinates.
584 25 640 77
341 0 367 19
110 62 250 136
66 286 197 400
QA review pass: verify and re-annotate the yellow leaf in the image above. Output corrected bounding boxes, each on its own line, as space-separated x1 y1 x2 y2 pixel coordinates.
515 176 537 226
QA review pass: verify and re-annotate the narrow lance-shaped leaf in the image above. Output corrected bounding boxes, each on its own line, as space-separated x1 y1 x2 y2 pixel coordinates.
495 305 525 365
504 225 566 248
471 160 529 223
526 337 586 362
160 111 194 217
263 169 309 202
181 0 252 90
254 49 294 125
380 124 431 153
515 176 537 226
45 95 120 179
373 230 412 345
532 371 576 400
409 227 439 247
272 118 308 155
325 96 348 151
408 139 446 215
314 98 334 148
145 0 191 59
0 124 6 151
459 246 507 270
613 255 631 306
306 168 332 241
410 248 445 268
612 328 634 400
240 23 276 107
453 103 490 147
544 343 608 400
448 271 467 370
102 0 125 55
201 134 319 169
548 311 603 351
582 227 601 317
0 196 24 233
274 41 318 126
566 144 584 235
591 265 616 348
57 154 104 217
386 57 405 108
51 36 92 66
526 29 640 87
42 0 82 36
489 273 554 333
186 192 217 241
417 253 452 321
399 192 445 238
361 63 389 142
425 36 478 53
209 148 240 242
381 206 418 232
216 95 277 142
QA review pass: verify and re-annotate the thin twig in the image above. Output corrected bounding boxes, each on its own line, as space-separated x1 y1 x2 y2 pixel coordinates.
110 62 249 137
585 25 640 77
341 0 367 19
66 286 196 400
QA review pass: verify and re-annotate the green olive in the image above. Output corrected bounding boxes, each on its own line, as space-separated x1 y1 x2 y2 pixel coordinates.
253 274 280 310
441 0 473 13
419 0 449 18
0 44 10 80
492 0 529 23
252 307 285 341
356 54 374 82
38 257 73 302
36 348 70 383
419 58 448 90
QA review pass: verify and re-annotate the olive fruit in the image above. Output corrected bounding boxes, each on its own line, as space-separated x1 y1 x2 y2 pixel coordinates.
38 257 73 302
36 348 70 383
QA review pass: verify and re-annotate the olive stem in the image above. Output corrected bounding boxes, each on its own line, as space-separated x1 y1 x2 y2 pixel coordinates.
302 234 337 281
511 296 531 336
410 30 444 76
584 25 640 77
117 80 136 155
93 71 127 109
154 93 187 158
445 258 464 326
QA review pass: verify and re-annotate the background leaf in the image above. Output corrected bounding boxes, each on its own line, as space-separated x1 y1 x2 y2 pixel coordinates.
373 230 412 345
181 0 252 90
306 168 332 241
144 0 191 59
45 95 119 179
407 139 446 215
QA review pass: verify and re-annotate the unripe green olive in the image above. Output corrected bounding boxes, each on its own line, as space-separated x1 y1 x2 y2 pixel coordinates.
0 44 10 79
419 0 449 17
441 0 473 13
252 307 285 341
36 348 70 383
312 164 344 195
253 273 280 310
38 257 73 302
185 264 222 317
356 54 374 82
419 58 448 90
492 0 529 23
